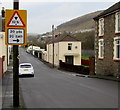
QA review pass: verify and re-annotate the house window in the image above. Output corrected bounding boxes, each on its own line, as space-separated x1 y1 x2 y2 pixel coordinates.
99 18 104 36
115 12 120 33
98 39 104 59
68 43 72 50
114 37 120 60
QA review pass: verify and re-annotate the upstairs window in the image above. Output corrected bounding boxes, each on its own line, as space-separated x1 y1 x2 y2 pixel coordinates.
99 18 104 36
98 39 104 59
68 43 72 50
115 12 120 33
114 37 120 60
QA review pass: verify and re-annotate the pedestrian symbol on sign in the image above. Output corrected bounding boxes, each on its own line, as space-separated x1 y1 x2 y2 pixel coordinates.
7 11 25 27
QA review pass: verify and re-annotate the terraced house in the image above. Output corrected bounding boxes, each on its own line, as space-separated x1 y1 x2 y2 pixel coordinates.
94 2 120 77
0 8 12 78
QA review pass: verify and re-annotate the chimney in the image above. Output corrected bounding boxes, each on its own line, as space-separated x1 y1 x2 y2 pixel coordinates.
1 7 5 18
55 35 58 38
1 7 5 32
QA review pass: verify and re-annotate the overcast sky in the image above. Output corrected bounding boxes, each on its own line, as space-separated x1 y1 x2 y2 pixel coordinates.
0 0 120 34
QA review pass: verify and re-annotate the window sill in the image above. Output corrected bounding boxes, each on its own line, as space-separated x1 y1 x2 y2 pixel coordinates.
115 32 120 34
98 35 104 37
98 58 104 60
113 59 120 61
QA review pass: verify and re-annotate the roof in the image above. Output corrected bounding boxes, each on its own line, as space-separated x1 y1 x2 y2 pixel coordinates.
47 35 80 44
94 1 120 20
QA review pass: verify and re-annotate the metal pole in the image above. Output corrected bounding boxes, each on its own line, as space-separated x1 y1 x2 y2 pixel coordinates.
52 25 54 68
13 0 19 107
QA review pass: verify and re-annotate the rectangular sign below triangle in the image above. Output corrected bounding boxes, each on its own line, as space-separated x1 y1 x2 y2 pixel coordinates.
7 11 25 27
8 29 24 44
5 10 27 45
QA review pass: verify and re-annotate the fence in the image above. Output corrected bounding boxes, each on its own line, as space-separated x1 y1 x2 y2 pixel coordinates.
0 56 5 78
81 59 90 66
59 56 95 75
59 60 89 75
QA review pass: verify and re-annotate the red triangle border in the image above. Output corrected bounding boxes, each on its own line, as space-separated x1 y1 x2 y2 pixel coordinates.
7 11 26 27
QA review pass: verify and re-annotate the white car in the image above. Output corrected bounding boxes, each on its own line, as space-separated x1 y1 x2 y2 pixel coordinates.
19 63 34 77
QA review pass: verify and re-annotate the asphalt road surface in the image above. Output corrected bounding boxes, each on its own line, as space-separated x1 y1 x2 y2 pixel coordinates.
19 48 118 108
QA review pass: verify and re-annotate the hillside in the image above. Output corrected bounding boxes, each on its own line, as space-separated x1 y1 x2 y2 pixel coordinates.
27 10 103 51
56 11 103 33
55 10 103 51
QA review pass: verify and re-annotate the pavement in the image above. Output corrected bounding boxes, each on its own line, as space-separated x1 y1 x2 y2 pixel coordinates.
0 77 2 110
1 60 25 110
2 64 13 109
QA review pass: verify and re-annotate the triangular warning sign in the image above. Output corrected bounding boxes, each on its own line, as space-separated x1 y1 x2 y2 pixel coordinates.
7 11 25 27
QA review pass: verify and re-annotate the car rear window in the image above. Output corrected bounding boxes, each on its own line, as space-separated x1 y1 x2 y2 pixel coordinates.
20 65 31 68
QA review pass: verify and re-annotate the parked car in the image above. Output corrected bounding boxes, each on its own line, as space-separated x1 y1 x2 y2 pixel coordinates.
19 63 34 77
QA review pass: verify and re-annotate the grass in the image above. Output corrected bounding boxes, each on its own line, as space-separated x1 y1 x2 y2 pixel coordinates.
82 65 89 68
81 55 89 60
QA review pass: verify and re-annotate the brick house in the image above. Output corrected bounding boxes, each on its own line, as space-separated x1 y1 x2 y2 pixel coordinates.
94 2 120 76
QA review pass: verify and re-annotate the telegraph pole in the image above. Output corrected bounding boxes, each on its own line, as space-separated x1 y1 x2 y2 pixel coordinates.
13 0 19 107
52 25 54 68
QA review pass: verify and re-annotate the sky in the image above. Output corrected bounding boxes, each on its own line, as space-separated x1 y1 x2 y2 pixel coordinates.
0 0 120 34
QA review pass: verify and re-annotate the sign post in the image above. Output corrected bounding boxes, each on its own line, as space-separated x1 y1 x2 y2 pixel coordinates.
5 0 27 107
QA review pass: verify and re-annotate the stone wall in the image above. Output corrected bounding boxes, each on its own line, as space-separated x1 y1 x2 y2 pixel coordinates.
95 13 120 76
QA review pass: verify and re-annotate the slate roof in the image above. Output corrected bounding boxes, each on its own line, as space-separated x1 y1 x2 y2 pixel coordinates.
47 35 79 44
94 1 120 20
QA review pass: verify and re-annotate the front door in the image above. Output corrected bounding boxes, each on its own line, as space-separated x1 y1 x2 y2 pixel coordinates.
65 56 73 65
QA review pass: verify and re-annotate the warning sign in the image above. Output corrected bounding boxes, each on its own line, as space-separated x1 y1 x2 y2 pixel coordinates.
7 11 25 27
5 10 27 45
8 29 24 44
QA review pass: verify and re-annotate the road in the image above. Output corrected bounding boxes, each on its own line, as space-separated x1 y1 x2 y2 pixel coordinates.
19 48 118 108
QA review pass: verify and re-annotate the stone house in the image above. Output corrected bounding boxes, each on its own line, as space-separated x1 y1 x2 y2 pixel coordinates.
46 35 81 67
94 2 120 76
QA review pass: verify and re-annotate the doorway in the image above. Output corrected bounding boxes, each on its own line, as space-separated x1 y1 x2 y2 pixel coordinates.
65 56 73 65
